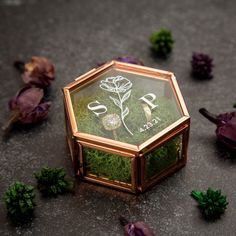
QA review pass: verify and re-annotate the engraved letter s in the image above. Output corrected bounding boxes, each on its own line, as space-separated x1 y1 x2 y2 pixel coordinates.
87 100 107 117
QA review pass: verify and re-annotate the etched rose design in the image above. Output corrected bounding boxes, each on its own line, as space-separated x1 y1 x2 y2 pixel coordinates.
100 76 133 135
100 76 132 93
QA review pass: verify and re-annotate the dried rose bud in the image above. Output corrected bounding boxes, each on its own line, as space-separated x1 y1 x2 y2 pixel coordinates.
2 86 51 133
119 217 155 236
16 56 55 88
97 56 144 67
199 108 236 151
115 56 144 66
191 53 214 79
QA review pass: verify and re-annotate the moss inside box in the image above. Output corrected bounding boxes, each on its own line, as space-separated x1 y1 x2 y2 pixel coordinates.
145 135 182 179
84 148 131 183
72 84 182 183
83 136 181 183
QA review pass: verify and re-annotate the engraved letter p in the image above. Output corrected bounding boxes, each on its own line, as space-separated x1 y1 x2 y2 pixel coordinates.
139 93 158 110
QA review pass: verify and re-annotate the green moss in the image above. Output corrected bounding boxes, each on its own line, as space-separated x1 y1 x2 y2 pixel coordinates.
84 148 131 183
145 136 181 179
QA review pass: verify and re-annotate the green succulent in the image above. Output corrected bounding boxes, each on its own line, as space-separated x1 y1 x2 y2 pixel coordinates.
191 188 228 219
3 181 36 223
34 167 74 197
233 102 236 108
150 28 174 56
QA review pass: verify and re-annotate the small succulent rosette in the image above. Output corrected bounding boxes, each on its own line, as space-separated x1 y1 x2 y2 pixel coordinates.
150 28 174 56
191 52 214 79
191 188 228 219
34 167 74 197
3 181 36 224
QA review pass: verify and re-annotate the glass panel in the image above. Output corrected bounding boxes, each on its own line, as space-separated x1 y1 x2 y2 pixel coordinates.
145 135 182 180
83 148 131 183
71 68 182 145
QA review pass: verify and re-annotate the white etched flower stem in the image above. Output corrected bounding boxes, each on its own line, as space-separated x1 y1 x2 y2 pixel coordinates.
115 85 133 136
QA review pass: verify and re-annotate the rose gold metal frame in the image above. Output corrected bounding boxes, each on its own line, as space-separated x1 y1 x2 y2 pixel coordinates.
63 60 190 193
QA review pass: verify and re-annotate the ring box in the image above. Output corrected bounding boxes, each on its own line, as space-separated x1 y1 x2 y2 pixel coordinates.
63 61 190 193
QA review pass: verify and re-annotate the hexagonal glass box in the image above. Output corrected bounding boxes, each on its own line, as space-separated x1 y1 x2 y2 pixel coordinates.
63 61 190 193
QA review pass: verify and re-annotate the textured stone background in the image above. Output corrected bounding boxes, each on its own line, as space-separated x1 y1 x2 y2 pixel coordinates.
0 0 236 235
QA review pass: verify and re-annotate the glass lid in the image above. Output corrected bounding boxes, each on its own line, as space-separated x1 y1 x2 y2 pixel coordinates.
70 67 183 145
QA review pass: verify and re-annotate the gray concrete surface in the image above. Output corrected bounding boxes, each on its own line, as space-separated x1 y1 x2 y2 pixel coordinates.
0 0 236 235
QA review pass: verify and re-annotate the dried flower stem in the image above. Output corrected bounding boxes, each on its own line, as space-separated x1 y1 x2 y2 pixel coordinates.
199 108 218 124
2 110 20 134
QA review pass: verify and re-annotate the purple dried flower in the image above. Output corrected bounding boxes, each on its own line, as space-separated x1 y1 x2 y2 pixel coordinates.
15 56 55 88
199 108 236 151
115 56 144 66
191 53 214 79
97 56 144 67
119 217 155 236
2 86 51 133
